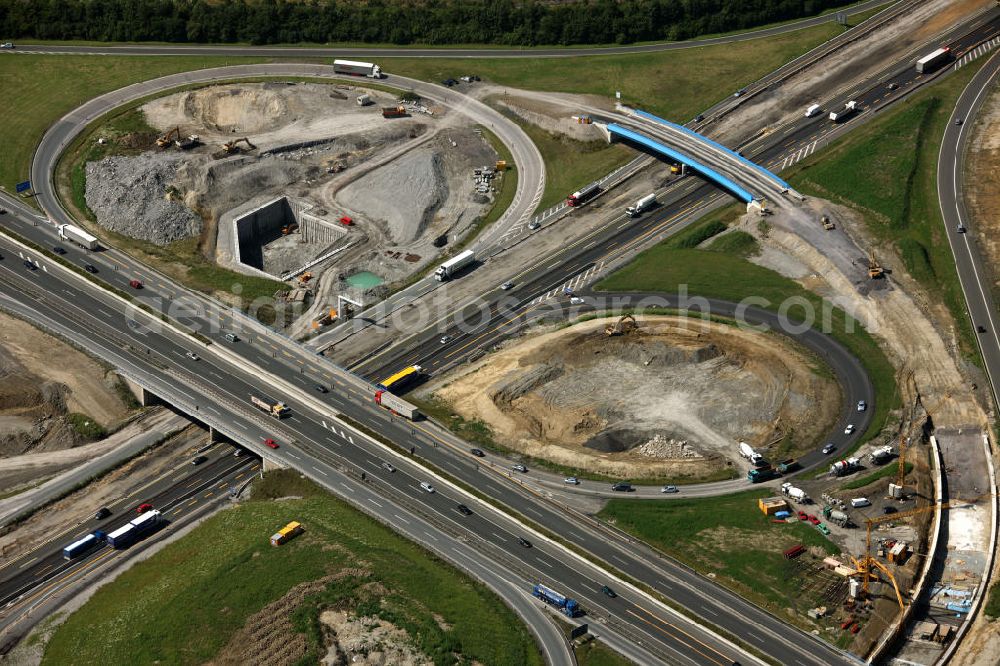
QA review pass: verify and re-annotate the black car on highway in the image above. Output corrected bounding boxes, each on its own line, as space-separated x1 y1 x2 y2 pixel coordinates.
94 507 112 520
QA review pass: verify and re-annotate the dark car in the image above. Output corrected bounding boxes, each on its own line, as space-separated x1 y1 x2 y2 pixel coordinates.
95 507 112 520
883 505 898 515
517 537 532 548
955 118 964 126
611 481 633 492
978 324 987 334
601 585 617 598
694 114 705 122
457 504 473 516
314 384 328 393
23 259 36 270
52 246 66 255
191 455 208 466
84 263 98 273
470 448 486 457
822 443 836 455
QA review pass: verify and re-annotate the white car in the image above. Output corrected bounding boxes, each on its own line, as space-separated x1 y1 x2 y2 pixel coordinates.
0 43 13 49
856 400 867 412
528 220 540 230
564 476 580 485
844 424 856 435
501 281 514 290
440 335 453 344
661 485 679 494
569 296 584 305
185 351 200 361
419 481 435 493
511 464 528 473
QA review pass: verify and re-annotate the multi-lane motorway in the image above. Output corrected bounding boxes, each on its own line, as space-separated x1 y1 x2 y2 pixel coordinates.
2 3 999 663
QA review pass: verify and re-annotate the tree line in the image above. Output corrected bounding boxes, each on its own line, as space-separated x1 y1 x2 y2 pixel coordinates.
0 0 856 47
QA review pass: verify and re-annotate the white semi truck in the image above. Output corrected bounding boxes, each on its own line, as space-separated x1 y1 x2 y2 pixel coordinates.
829 101 858 123
434 250 475 281
333 59 384 79
58 224 99 250
626 193 656 218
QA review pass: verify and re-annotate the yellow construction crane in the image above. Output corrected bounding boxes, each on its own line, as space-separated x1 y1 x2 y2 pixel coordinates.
855 495 989 606
605 314 638 337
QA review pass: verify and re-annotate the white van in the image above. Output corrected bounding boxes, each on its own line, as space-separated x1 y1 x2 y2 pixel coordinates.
805 104 821 118
850 497 871 508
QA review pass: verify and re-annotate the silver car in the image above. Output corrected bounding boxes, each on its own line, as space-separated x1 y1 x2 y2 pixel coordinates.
661 485 679 494
564 476 580 485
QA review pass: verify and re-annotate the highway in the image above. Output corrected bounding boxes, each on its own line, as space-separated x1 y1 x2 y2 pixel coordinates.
3 0 893 59
0 213 854 665
0 5 995 663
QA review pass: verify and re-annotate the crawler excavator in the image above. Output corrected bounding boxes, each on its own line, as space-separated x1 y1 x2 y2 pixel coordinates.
156 127 181 148
605 314 638 336
222 137 256 154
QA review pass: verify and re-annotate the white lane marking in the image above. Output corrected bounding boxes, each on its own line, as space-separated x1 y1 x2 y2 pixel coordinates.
232 421 247 431
322 420 327 428
659 580 674 590
339 481 351 491
314 467 329 476
394 514 410 525
424 531 438 542
287 451 300 460
325 436 341 447
368 498 383 508
700 605 719 617
97 308 113 318
348 436 354 444
492 532 506 541
611 554 629 567
536 557 553 568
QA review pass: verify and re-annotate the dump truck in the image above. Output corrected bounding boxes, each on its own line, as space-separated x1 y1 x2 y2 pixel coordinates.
829 457 861 477
63 533 101 560
58 224 99 250
434 250 475 281
381 106 407 118
356 94 372 106
250 395 290 419
915 47 951 74
626 193 656 218
533 583 581 617
105 510 160 549
739 441 764 465
270 521 304 546
748 467 779 483
776 459 798 474
829 101 858 123
374 389 419 420
333 59 384 79
566 182 601 207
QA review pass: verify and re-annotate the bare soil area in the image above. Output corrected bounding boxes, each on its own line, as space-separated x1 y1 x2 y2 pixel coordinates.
965 81 1000 298
426 315 838 479
748 199 983 428
0 311 131 458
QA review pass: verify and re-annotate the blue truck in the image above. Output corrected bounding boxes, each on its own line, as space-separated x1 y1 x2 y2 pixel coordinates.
533 583 581 617
105 510 161 549
62 533 102 560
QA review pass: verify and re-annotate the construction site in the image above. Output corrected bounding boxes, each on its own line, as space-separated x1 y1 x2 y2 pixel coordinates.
83 81 504 327
424 315 841 481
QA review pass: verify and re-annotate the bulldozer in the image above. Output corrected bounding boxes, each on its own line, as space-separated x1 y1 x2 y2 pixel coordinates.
605 314 638 337
868 250 884 279
297 272 313 284
156 126 181 148
222 137 256 154
821 215 835 230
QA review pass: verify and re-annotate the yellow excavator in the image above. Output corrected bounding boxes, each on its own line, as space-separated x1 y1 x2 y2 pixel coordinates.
868 250 884 279
222 137 256 154
156 127 181 148
605 314 638 336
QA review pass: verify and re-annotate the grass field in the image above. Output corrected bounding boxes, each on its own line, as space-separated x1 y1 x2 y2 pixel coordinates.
840 461 914 490
501 112 633 211
389 21 842 124
0 55 279 196
41 470 542 666
785 59 988 363
595 241 899 451
985 580 1000 619
600 490 839 614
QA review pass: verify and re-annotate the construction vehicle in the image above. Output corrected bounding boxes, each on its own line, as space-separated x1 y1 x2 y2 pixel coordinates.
270 521 303 546
281 222 299 235
250 395 290 418
739 441 764 465
222 137 256 154
495 160 507 171
605 314 637 336
381 106 407 118
869 445 894 464
821 215 835 230
781 482 808 502
297 272 312 284
532 584 581 617
156 127 181 148
747 467 779 483
356 94 372 106
776 459 799 474
311 309 337 329
829 457 861 476
868 250 884 279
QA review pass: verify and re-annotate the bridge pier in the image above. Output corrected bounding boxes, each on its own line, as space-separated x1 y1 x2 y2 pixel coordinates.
262 456 287 472
208 426 233 445
139 386 163 407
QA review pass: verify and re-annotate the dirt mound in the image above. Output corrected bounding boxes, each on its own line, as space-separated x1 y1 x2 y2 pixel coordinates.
427 316 839 480
183 84 296 135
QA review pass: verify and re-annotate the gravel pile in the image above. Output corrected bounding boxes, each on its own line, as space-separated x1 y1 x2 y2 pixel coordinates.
85 154 202 246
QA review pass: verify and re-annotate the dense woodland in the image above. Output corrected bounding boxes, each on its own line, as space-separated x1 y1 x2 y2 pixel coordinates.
0 0 856 46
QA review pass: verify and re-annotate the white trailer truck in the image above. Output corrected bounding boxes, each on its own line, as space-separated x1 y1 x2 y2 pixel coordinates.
626 193 656 218
333 59 384 79
434 250 475 281
58 224 99 250
829 101 858 123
